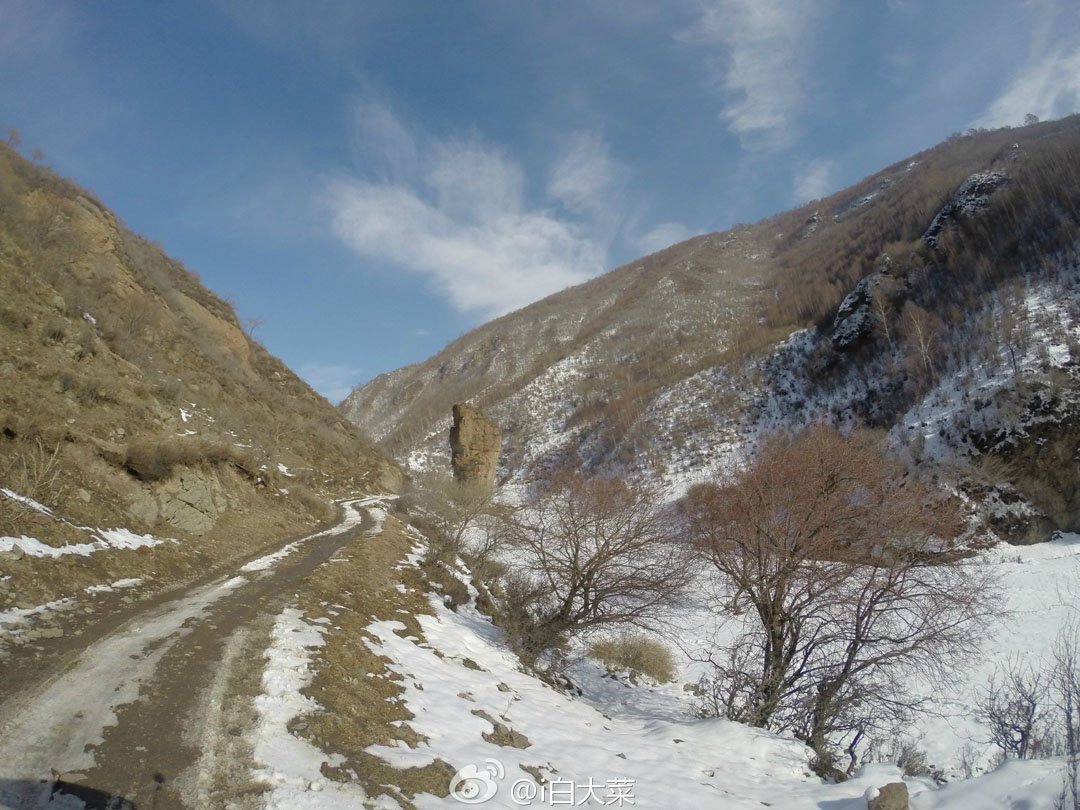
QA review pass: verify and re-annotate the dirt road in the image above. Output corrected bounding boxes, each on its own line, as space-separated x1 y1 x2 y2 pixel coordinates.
0 496 386 810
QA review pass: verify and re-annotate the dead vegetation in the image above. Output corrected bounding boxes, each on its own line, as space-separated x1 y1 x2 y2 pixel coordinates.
295 512 459 807
0 138 398 623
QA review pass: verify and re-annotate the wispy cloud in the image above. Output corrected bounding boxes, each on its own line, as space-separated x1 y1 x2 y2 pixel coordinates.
975 45 1080 129
324 101 606 318
548 131 623 217
685 0 821 149
298 362 365 404
974 0 1080 128
791 158 837 204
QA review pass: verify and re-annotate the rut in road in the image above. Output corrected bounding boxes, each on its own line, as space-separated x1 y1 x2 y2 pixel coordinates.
0 497 390 810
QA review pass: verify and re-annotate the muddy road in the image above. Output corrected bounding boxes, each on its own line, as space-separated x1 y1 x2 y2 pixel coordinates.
0 497 386 810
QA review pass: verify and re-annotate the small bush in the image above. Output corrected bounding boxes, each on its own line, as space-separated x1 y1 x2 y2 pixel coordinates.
123 437 249 482
40 317 66 344
494 572 568 669
588 633 678 684
286 484 336 523
894 740 946 783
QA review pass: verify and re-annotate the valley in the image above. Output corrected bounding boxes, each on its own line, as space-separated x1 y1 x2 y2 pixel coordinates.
3 114 1080 810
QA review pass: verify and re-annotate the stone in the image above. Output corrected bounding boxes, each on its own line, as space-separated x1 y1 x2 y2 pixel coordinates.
449 403 502 492
471 709 531 749
867 782 909 810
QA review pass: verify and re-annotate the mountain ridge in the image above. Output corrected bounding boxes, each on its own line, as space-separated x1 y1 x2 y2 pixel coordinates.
342 115 1080 542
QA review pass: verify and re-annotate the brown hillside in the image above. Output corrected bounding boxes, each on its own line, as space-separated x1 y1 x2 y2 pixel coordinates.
0 142 400 615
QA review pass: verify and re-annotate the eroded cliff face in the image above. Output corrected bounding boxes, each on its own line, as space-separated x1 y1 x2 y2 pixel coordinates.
449 404 501 491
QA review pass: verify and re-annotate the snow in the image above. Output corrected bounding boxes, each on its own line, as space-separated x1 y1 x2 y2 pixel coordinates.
277 463 294 477
180 408 192 422
84 577 144 594
0 535 101 558
94 527 165 551
252 607 385 809
326 525 1078 808
0 528 165 558
242 542 302 572
0 488 53 515
0 597 77 633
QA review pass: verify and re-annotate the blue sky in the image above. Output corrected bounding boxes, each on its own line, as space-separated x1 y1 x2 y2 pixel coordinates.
2 1 1079 402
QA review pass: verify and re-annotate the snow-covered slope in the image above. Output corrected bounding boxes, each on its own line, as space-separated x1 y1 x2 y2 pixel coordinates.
344 117 1080 543
258 518 1080 809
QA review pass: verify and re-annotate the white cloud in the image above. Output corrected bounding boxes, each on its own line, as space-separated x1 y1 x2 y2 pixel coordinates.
299 362 365 404
974 45 1080 129
634 221 696 255
685 0 820 149
548 131 622 216
791 158 837 204
324 102 606 318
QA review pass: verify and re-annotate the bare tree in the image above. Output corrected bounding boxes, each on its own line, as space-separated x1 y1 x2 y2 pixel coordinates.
399 470 498 557
682 424 997 772
499 473 691 667
977 657 1056 760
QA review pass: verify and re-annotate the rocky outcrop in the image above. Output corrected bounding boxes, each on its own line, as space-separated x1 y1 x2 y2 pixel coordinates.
867 782 909 810
923 171 1010 246
128 469 228 536
449 404 502 491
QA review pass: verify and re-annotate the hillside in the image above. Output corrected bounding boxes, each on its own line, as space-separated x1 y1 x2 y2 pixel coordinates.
0 141 400 640
343 116 1080 542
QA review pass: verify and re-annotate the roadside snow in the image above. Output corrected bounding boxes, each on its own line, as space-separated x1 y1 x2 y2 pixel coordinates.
84 578 144 594
0 527 164 558
0 597 77 634
242 542 303 573
349 531 1078 808
252 607 388 809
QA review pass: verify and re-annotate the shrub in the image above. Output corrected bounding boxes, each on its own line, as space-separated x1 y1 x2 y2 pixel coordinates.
39 317 66 344
123 437 249 482
588 633 678 683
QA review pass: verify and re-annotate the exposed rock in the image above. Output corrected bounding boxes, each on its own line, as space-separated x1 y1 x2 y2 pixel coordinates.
832 258 910 351
449 403 502 491
471 709 531 749
923 171 1010 246
159 470 224 535
128 483 160 527
832 276 878 350
129 469 227 536
867 781 909 810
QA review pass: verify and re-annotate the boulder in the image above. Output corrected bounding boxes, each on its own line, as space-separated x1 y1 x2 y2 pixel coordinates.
449 404 502 492
867 782 909 810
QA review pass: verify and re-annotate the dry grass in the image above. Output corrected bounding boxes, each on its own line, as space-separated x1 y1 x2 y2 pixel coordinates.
0 139 400 629
588 633 678 684
296 513 457 807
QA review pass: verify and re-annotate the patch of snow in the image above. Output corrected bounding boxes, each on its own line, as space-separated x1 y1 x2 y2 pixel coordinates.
277 463 294 477
0 597 78 633
1 488 54 515
84 578 144 595
0 535 101 558
93 527 166 551
252 606 377 809
242 542 302 573
179 408 192 422
82 312 97 325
